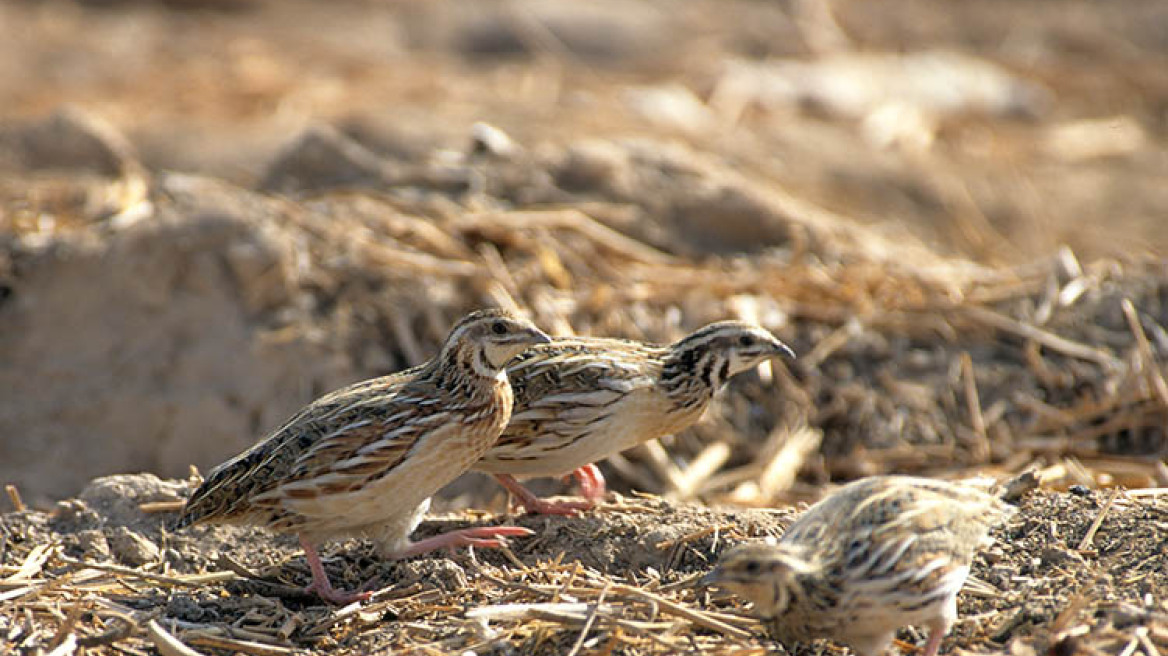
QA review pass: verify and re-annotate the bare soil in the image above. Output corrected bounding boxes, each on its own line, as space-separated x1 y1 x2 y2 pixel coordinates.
1 474 1166 655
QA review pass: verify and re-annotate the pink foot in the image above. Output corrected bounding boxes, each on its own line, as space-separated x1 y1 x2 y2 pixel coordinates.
495 474 594 516
300 536 371 605
571 464 607 502
389 526 535 558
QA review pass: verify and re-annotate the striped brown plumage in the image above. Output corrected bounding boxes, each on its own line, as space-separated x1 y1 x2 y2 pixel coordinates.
474 321 794 514
176 309 550 603
705 476 1014 656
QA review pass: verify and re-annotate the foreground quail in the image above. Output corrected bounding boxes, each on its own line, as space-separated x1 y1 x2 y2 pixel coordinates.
474 321 794 514
176 309 550 604
705 476 1014 656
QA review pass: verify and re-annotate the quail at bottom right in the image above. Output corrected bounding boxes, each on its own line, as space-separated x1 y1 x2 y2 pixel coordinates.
704 475 1015 656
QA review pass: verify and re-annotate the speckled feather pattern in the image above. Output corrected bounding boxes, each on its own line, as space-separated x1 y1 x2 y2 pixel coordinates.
709 476 1013 656
475 321 793 478
176 310 546 554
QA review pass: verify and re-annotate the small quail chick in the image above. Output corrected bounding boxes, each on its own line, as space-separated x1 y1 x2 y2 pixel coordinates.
705 476 1014 656
176 309 550 604
476 321 794 514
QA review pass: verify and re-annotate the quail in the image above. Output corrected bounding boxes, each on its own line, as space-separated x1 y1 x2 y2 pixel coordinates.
475 321 794 514
176 309 551 603
705 475 1014 656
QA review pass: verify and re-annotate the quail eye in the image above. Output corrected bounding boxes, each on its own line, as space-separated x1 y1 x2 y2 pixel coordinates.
491 321 509 335
738 335 755 347
745 561 760 574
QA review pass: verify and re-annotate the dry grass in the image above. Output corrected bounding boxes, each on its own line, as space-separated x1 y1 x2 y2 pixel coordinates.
2 485 1167 655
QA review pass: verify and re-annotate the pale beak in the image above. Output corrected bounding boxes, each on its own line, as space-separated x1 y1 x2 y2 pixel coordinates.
770 339 796 360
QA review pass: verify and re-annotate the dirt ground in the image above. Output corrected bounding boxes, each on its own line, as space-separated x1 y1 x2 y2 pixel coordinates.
1 474 1166 655
2 0 1167 655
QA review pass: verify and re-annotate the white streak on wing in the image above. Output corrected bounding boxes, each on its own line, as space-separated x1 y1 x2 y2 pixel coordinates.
318 418 373 443
508 408 560 422
894 503 942 527
906 556 951 583
934 563 971 597
380 410 414 425
850 534 913 577
567 359 640 374
355 423 415 455
877 556 946 589
871 535 917 575
284 423 468 529
530 390 625 407
511 405 614 423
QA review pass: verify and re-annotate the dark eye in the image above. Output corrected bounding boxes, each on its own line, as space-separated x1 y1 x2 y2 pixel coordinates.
738 335 755 347
745 561 761 574
491 321 508 335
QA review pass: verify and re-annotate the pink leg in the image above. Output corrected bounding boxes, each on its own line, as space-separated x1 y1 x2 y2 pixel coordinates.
494 474 594 515
299 536 370 605
387 525 535 558
571 464 607 502
920 620 951 656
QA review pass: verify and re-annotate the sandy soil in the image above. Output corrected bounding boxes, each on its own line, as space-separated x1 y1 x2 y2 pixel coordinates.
1 473 1165 655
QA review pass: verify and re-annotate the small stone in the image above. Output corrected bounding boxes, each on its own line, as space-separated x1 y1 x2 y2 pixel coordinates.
1039 546 1084 567
18 105 139 176
469 122 519 158
554 140 632 195
981 545 1006 565
987 563 1018 587
162 548 186 568
78 474 185 529
167 594 217 623
52 499 102 532
260 124 391 193
107 527 161 566
75 529 111 561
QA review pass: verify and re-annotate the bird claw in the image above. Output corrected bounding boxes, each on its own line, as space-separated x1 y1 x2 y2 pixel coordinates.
304 579 371 605
441 526 535 551
392 526 534 558
495 473 595 516
459 526 535 539
300 536 372 605
461 537 506 549
572 464 607 502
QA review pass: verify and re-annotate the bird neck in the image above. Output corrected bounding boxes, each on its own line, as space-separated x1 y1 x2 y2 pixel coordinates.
660 343 727 408
431 345 506 392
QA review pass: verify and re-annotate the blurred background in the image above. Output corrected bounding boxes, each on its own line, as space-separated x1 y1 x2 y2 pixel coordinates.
2 0 1166 507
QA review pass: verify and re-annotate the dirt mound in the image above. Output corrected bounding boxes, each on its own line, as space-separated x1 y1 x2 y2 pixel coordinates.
0 172 358 503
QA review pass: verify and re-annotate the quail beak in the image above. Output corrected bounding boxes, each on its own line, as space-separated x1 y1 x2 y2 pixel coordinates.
700 568 742 601
700 567 724 588
513 327 552 347
769 338 796 360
